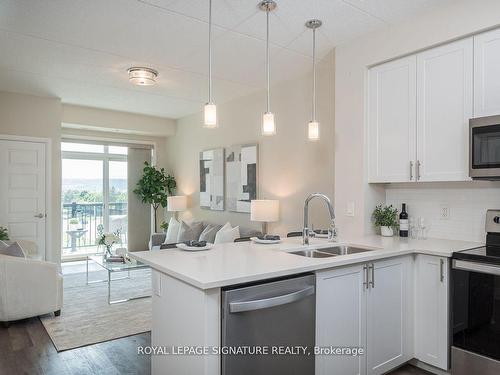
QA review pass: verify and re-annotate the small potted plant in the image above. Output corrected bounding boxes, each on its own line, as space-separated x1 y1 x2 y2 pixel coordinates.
96 224 121 258
372 204 398 237
69 218 80 231
160 221 169 233
0 226 9 241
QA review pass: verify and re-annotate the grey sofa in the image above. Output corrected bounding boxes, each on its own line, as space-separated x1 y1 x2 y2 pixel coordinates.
149 223 262 250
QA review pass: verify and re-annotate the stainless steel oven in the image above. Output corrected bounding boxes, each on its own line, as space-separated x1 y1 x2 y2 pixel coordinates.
470 115 500 179
451 210 500 374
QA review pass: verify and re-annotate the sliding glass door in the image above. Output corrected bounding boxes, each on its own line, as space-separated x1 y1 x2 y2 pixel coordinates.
61 142 128 260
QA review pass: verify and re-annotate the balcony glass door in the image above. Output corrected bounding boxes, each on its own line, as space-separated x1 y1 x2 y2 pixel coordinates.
61 142 128 260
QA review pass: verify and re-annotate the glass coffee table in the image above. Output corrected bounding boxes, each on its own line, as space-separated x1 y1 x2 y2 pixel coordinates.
86 255 151 305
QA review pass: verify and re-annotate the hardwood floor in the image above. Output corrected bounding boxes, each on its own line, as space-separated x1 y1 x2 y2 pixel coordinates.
0 317 150 375
0 317 432 375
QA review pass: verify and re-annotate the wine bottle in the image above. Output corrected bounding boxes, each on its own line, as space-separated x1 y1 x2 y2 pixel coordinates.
399 203 409 237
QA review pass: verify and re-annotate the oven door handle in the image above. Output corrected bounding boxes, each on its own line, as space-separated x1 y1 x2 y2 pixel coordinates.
452 259 500 276
229 286 315 313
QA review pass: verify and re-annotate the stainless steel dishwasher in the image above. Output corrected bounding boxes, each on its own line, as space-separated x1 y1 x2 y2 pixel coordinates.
221 274 315 375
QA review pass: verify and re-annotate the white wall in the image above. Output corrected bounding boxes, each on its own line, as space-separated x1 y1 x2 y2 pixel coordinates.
335 0 500 239
166 51 335 235
0 91 62 263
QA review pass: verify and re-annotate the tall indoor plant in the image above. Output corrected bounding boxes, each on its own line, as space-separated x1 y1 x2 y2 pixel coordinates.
133 162 176 232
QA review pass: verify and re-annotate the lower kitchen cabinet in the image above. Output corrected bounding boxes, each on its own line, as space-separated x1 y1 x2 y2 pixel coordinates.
414 254 449 370
316 256 414 375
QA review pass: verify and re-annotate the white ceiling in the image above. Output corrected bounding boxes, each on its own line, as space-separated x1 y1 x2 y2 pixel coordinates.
0 0 453 119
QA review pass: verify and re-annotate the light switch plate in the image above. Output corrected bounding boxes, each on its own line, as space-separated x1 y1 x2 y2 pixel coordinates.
346 202 355 217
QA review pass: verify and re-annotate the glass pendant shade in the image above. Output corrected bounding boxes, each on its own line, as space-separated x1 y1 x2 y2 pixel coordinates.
308 121 320 141
204 103 217 128
262 112 276 136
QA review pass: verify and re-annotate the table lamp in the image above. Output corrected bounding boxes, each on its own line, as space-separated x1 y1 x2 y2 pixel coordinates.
250 200 279 235
167 195 187 220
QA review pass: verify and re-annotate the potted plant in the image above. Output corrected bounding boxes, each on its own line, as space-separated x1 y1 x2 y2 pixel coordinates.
69 218 80 231
372 204 398 237
0 226 9 241
134 162 176 232
160 221 169 233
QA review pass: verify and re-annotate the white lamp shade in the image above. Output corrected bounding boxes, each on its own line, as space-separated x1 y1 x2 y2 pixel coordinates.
262 112 276 136
250 200 279 222
167 196 187 212
308 121 320 141
204 103 217 128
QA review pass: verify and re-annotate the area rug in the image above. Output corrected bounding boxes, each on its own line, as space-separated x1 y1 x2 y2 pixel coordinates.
40 265 152 351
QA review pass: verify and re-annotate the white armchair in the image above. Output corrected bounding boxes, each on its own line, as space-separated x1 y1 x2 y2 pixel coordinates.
0 254 63 323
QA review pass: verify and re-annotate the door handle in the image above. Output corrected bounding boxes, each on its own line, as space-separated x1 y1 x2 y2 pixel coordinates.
410 161 414 181
368 263 375 288
452 259 500 276
416 160 421 181
34 213 45 218
440 259 444 282
229 286 315 313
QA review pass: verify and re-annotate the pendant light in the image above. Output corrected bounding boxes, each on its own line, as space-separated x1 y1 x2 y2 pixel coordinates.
204 0 217 128
259 0 277 136
306 19 322 141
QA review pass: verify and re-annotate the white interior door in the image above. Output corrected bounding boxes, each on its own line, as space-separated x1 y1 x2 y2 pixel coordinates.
0 139 46 258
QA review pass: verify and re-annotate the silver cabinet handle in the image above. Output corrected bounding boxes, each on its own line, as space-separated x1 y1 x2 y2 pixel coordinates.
229 286 315 313
410 161 414 181
416 160 421 181
363 264 368 289
368 263 375 288
440 259 444 282
34 213 44 218
452 260 500 276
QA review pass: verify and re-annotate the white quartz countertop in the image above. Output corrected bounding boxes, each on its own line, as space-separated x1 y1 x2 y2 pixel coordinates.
129 235 482 290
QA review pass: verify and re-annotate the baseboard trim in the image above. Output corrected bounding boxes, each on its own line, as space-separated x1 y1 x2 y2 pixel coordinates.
409 358 450 375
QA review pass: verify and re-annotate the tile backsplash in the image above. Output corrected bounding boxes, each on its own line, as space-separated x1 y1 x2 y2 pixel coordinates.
385 182 500 243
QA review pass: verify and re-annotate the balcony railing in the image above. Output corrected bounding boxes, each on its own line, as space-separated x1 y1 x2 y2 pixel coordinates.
62 202 128 255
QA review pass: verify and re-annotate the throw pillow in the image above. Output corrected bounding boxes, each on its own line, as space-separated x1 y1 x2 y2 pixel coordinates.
177 221 205 242
164 217 181 244
0 240 8 250
0 242 26 258
214 224 240 244
199 224 222 243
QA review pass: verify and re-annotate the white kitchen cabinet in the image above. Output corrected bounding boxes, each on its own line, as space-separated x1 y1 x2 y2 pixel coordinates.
474 28 500 117
366 256 414 375
368 56 417 183
415 255 449 370
416 38 473 181
316 256 413 375
316 264 367 375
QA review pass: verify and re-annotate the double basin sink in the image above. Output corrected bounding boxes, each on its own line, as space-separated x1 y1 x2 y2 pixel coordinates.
289 245 373 258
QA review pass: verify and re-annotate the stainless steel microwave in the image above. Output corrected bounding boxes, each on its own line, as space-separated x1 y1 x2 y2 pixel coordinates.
470 115 500 180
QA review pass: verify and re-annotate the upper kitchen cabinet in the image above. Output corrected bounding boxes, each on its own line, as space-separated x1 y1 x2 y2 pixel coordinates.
416 38 473 182
474 28 500 117
368 56 417 183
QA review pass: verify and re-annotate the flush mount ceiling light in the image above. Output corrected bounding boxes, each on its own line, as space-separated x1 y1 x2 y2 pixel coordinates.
259 0 277 136
306 19 322 141
127 67 158 86
204 0 217 128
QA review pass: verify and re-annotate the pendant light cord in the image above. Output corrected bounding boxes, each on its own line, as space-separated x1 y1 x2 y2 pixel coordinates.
312 27 316 121
208 0 213 103
266 8 270 112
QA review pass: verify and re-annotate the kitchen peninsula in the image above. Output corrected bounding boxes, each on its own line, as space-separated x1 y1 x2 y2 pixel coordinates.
131 235 481 375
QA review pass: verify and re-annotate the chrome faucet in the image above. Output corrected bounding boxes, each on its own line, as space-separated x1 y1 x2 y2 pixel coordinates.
303 193 337 245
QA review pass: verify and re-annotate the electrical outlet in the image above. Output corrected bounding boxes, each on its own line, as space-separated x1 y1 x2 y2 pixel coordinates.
346 202 355 217
440 205 450 219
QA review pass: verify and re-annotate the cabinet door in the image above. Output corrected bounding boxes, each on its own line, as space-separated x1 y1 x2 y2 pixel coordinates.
366 256 413 375
474 28 500 117
416 38 473 181
415 255 449 370
368 56 417 183
316 264 367 375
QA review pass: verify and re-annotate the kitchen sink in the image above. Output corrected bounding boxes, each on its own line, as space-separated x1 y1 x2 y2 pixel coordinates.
289 245 374 258
316 245 373 255
289 250 336 258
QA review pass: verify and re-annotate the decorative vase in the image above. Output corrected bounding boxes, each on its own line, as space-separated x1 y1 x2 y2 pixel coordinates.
102 245 113 260
380 226 394 237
